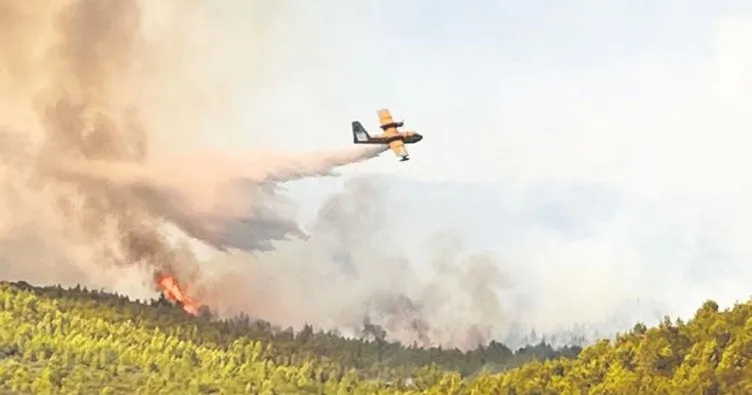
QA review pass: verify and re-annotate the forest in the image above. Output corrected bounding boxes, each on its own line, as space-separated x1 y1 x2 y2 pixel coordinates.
0 280 751 394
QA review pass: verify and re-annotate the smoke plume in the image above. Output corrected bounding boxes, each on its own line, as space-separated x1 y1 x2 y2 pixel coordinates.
44 145 386 251
0 1 383 296
193 178 512 350
0 0 510 351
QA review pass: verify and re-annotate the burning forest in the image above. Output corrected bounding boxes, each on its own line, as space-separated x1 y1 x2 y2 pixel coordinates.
0 0 513 352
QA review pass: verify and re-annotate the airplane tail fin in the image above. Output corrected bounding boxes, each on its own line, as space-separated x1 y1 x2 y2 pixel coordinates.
352 121 371 143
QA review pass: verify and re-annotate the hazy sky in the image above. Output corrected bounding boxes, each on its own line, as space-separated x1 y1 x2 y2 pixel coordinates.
190 1 752 334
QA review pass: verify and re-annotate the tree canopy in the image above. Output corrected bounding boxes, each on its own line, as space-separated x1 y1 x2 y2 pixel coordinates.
1 281 751 393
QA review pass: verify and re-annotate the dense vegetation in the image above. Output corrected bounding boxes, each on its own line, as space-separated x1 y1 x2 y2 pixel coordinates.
0 281 574 393
1 280 751 393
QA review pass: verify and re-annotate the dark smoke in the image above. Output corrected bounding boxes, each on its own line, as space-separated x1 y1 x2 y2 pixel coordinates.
0 1 514 352
0 1 384 299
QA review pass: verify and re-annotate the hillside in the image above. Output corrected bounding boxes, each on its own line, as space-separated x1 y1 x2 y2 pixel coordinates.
1 281 751 394
496 298 752 394
0 281 576 394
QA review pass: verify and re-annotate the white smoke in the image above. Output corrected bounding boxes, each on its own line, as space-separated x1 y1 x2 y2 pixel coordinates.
190 177 513 350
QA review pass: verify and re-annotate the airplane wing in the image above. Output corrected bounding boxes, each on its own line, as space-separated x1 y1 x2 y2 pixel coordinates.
389 139 409 161
377 108 402 137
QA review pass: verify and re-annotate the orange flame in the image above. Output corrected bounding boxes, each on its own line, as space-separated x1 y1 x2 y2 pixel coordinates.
155 272 200 316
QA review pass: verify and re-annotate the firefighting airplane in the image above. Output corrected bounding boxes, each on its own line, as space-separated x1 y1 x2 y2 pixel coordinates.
351 108 423 162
